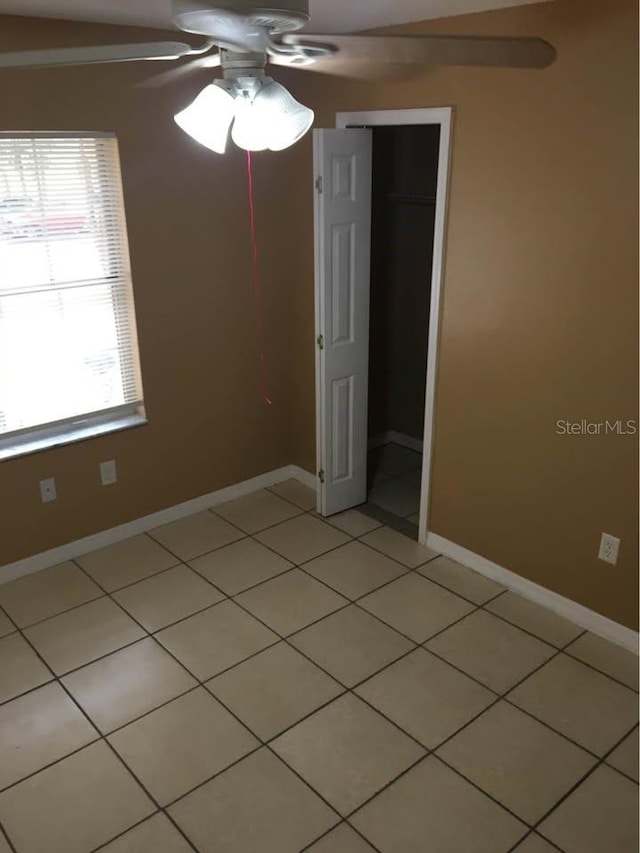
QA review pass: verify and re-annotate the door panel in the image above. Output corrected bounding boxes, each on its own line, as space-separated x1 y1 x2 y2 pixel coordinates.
314 128 372 515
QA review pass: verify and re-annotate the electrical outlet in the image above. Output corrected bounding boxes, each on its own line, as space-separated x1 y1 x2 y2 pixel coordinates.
39 477 57 503
100 460 117 486
598 533 620 565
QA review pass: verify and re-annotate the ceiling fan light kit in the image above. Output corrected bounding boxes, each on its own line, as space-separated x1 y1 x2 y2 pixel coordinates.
174 48 315 153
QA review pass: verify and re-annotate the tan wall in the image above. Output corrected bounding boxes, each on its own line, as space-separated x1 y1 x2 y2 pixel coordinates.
0 15 302 565
286 0 639 628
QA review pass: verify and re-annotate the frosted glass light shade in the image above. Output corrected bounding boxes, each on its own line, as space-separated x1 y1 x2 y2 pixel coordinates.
257 80 315 151
231 96 269 152
174 83 235 154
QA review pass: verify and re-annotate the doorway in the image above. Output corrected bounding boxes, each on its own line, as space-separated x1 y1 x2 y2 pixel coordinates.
314 108 452 546
365 124 440 539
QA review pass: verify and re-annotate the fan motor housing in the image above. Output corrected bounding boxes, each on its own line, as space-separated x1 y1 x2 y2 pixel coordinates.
175 1 309 36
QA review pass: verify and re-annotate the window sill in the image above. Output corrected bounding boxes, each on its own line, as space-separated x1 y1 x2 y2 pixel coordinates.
0 413 147 461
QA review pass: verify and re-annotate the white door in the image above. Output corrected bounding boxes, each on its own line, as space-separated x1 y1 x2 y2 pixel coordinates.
314 128 372 516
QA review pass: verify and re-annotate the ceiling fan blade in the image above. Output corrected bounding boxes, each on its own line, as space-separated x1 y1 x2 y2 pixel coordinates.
0 41 203 70
137 53 221 89
282 34 556 69
269 53 420 81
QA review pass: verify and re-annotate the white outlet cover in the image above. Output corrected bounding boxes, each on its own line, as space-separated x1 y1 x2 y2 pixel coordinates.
39 477 57 503
598 533 620 566
100 460 117 486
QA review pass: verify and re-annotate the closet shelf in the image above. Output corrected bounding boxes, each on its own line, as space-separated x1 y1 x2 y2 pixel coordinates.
376 192 437 205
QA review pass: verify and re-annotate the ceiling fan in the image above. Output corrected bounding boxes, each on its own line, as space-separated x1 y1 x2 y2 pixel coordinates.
0 0 556 153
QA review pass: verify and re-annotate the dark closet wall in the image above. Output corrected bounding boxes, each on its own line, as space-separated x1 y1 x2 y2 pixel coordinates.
368 125 440 442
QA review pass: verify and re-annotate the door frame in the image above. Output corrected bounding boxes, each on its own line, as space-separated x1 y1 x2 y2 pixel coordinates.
327 107 453 545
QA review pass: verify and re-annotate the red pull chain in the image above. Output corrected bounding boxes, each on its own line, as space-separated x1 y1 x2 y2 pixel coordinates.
246 151 272 406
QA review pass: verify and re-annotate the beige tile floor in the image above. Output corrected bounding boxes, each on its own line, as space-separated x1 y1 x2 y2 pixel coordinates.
0 479 638 853
366 444 423 534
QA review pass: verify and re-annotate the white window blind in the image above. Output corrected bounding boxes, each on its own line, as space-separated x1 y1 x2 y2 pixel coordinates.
0 133 144 456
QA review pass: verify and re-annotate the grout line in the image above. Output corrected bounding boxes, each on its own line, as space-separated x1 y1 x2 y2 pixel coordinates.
214 678 348 740
560 648 640 694
97 810 202 853
314 819 387 853
0 676 57 712
89 812 165 852
261 746 346 827
208 505 305 531
86 559 189 596
525 719 640 845
354 599 486 659
8 590 107 632
298 818 385 853
0 731 103 796
190 561 296 598
478 598 585 650
428 752 534 831
245 539 357 576
15 634 149 683
145 531 247 562
218 562 301 599
264 482 317 512
597 723 639 785
424 632 616 762
481 597 639 694
134 595 232 637
0 820 18 853
505 831 565 853
350 533 439 569
292 565 411 609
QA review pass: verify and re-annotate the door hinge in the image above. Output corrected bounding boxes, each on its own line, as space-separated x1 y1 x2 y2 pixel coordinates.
315 176 323 194
316 333 324 350
318 469 325 484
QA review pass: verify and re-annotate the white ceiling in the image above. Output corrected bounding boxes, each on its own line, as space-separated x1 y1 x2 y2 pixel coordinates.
0 0 550 34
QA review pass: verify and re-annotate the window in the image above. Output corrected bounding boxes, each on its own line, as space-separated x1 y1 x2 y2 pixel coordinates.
0 132 145 459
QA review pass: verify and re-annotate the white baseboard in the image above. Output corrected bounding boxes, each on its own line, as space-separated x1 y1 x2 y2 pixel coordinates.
368 431 424 454
367 433 386 451
285 466 317 490
0 465 316 586
426 533 639 654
